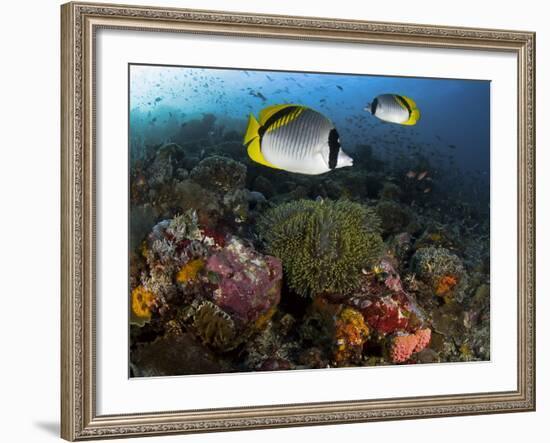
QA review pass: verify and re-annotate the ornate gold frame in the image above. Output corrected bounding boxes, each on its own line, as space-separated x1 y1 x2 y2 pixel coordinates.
61 2 536 440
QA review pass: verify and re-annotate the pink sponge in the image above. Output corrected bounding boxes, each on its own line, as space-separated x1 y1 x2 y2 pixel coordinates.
390 328 432 363
414 328 431 353
390 334 419 363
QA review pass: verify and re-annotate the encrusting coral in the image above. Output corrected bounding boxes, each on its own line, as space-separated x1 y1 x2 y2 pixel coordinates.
334 307 370 366
411 246 468 302
176 258 205 284
259 199 384 297
206 237 282 323
435 275 458 296
130 285 156 326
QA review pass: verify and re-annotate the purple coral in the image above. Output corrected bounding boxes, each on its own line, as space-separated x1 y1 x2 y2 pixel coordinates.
206 238 282 323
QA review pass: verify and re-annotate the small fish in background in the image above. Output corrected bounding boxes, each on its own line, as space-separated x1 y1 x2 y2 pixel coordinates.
448 144 457 149
423 187 431 193
405 170 417 179
243 104 353 175
364 94 421 126
336 85 343 91
417 170 429 181
249 90 267 102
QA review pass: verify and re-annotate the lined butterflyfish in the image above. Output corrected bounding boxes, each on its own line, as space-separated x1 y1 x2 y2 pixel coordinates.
364 94 420 126
243 104 353 175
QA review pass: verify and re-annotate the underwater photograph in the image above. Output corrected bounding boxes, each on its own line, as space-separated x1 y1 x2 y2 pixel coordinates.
128 63 490 377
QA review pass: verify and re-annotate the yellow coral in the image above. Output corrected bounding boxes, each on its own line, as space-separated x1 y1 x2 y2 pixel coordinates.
176 259 204 283
334 307 370 365
435 275 458 296
131 286 155 319
254 303 278 331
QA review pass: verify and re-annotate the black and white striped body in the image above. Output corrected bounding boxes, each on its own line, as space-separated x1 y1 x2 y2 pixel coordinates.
261 107 336 175
371 94 410 124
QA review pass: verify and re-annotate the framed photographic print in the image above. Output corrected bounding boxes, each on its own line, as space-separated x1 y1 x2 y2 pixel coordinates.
61 1 536 440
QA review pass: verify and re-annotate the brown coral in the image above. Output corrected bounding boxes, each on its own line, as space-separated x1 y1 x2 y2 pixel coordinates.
192 300 238 351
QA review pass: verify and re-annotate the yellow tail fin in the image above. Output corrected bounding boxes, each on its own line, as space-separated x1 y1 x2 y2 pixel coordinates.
401 95 421 125
243 113 260 146
403 108 421 125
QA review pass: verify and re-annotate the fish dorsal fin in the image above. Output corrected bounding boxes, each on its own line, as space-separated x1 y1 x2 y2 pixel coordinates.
259 104 300 125
246 137 282 170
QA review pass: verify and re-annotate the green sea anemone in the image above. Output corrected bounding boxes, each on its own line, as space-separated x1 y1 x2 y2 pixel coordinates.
259 199 383 297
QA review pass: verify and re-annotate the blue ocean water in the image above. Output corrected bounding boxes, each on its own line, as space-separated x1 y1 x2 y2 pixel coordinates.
129 64 490 212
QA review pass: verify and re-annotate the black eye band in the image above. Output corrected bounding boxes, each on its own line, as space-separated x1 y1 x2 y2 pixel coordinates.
371 98 379 114
328 128 340 169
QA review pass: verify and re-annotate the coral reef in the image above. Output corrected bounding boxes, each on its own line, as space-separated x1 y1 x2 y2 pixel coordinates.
129 210 285 374
390 329 431 363
300 298 369 367
189 155 246 193
375 200 412 235
131 332 233 376
130 285 156 326
379 182 402 200
411 246 468 302
334 307 370 366
128 106 491 376
242 318 298 370
176 258 205 284
206 237 282 324
259 199 384 297
191 300 238 351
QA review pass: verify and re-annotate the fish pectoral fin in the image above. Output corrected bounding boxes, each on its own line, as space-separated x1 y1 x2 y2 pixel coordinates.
258 104 299 125
246 138 281 170
243 114 260 145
